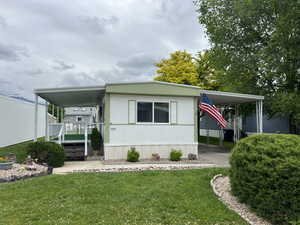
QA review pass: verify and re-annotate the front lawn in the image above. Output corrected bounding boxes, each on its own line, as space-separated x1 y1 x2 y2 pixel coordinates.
0 169 247 225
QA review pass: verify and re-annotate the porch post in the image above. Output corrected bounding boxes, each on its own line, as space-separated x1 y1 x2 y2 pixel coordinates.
233 105 236 142
57 107 60 123
206 115 210 145
256 101 259 133
259 100 263 133
51 104 54 116
60 107 64 123
34 94 38 141
45 101 49 141
219 108 224 146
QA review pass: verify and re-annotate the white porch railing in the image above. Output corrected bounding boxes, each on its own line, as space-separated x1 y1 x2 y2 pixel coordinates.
49 123 64 143
49 122 104 157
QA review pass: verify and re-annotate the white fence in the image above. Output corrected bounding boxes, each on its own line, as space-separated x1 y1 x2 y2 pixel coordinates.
0 95 46 147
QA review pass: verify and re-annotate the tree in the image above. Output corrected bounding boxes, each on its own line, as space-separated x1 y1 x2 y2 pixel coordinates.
154 50 199 86
195 51 222 90
154 50 222 90
195 0 300 133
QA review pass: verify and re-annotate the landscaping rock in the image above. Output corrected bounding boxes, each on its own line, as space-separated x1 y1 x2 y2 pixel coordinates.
211 175 271 225
0 163 49 183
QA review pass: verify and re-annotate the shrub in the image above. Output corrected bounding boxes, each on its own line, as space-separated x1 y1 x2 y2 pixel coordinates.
26 141 65 168
230 134 300 225
127 147 140 162
151 153 160 161
188 153 197 160
170 149 182 161
91 128 101 150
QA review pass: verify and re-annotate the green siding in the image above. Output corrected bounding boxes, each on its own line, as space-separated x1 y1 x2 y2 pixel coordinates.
104 93 110 144
106 82 200 97
194 97 198 143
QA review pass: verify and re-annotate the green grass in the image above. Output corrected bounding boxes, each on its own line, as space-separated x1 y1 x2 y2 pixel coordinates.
0 169 247 225
199 136 234 150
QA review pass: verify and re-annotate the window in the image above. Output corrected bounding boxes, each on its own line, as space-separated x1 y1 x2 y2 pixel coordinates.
137 102 153 122
137 101 169 123
77 116 82 122
154 102 169 123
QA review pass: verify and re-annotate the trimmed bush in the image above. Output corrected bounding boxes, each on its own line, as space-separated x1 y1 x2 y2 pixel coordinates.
26 141 65 168
127 147 140 162
151 153 160 161
170 149 182 161
188 153 197 160
230 134 300 225
91 128 101 150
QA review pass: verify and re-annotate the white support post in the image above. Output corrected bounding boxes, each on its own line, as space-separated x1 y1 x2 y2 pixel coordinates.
233 105 236 142
96 105 100 130
34 94 38 141
219 108 224 146
206 115 210 145
45 101 49 141
256 101 259 133
84 124 88 157
259 100 263 133
57 107 60 123
52 104 54 116
236 105 240 141
60 107 63 123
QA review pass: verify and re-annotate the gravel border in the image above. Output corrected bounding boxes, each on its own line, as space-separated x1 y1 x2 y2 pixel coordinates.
72 164 217 173
0 163 49 183
211 174 271 225
103 158 212 165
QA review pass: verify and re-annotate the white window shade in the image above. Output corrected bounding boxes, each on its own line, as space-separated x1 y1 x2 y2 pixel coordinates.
170 101 177 124
128 100 136 124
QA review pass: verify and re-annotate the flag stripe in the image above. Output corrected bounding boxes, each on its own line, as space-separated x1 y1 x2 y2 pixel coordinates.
200 104 226 124
200 105 226 127
199 96 227 128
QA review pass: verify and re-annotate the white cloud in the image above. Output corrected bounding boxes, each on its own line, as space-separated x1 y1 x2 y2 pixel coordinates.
0 0 209 100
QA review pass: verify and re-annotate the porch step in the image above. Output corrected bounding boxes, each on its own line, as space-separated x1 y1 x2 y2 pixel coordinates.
86 155 104 161
63 143 85 160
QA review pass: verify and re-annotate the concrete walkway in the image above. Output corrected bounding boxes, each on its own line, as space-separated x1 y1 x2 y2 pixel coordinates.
53 147 231 174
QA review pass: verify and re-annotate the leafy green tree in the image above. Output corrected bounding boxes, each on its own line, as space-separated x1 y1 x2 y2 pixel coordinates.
154 50 222 90
195 51 222 90
154 50 199 86
195 0 300 133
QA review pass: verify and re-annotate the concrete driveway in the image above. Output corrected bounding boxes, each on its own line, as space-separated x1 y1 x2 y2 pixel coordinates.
198 144 231 167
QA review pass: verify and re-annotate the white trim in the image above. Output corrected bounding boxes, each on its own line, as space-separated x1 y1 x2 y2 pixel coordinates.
35 81 264 100
106 81 264 100
35 85 105 94
136 100 170 125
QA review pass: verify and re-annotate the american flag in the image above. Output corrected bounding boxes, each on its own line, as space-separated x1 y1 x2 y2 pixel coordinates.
199 94 227 128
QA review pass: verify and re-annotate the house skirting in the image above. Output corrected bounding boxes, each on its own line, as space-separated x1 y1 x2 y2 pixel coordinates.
104 144 198 160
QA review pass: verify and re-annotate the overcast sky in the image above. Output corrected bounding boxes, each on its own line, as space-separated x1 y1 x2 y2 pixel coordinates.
0 0 209 99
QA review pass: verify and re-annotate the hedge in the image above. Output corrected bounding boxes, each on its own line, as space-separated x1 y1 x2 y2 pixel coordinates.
26 141 65 168
230 134 300 225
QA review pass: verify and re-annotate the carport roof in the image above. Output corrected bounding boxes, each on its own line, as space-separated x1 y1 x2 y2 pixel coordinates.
35 86 105 107
34 81 264 106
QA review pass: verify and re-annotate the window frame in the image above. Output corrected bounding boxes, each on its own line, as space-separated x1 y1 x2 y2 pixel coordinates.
136 100 170 124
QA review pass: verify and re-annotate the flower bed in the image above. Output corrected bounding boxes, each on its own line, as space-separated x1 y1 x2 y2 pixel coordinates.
0 163 49 183
0 157 13 170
